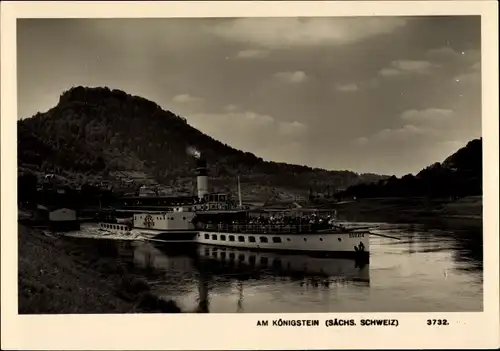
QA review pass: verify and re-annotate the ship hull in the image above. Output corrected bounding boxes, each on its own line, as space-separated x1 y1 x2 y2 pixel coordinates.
194 230 370 261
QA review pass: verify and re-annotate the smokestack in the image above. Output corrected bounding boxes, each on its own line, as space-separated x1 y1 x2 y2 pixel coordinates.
187 146 209 200
195 154 209 200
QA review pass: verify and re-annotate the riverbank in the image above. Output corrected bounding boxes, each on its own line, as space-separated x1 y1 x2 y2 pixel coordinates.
18 224 181 314
334 196 482 229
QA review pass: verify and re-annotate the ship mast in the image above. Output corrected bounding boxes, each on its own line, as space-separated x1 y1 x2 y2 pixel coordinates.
237 176 243 209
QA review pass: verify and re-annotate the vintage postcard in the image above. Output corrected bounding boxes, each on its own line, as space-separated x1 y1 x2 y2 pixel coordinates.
1 1 498 350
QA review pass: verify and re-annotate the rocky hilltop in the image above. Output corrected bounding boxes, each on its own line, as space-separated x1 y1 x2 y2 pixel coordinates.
18 86 385 200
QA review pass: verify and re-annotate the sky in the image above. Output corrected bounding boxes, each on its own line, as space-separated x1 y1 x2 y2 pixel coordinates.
17 16 482 176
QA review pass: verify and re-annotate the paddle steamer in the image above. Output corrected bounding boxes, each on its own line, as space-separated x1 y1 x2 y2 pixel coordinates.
96 150 370 261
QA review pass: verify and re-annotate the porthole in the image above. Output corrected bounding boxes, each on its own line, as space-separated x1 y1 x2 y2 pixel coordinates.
319 238 323 241
338 238 342 242
303 238 307 242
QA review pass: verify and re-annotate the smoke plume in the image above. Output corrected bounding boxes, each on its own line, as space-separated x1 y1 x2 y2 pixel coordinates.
186 146 201 159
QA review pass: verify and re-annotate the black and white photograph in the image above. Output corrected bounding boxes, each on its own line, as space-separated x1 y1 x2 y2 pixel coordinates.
2 1 499 350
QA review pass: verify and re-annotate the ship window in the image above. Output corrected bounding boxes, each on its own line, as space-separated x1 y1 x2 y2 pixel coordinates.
319 238 323 241
303 238 307 242
183 217 186 220
272 237 282 243
238 236 245 242
260 236 268 243
229 235 235 242
220 235 226 241
260 257 268 265
229 253 235 260
287 238 291 241
205 234 209 239
249 236 256 243
212 234 217 240
338 238 342 242
249 255 256 265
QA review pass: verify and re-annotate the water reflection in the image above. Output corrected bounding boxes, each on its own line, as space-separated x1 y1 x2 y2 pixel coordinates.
132 241 370 313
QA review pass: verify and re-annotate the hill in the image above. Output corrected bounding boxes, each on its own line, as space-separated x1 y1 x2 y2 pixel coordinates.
336 138 482 200
17 86 386 201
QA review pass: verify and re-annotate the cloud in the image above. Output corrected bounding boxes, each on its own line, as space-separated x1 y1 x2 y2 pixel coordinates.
378 60 438 77
400 108 455 125
353 124 426 146
224 104 239 112
172 94 204 103
353 136 369 146
426 46 461 59
355 108 457 147
278 121 307 137
235 49 269 59
188 110 306 139
186 109 308 160
426 47 481 64
274 71 308 84
335 83 359 92
374 124 426 141
207 17 407 48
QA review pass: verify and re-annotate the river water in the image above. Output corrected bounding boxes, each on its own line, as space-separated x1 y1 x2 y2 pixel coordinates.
73 221 483 313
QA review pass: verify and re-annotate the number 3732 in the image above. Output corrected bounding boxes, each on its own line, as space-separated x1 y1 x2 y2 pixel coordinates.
427 319 449 326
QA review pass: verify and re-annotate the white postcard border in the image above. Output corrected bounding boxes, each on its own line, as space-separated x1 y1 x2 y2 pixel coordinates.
1 1 498 350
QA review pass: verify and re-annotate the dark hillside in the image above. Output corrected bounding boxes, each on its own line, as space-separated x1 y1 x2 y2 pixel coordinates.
18 86 386 200
336 138 482 200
